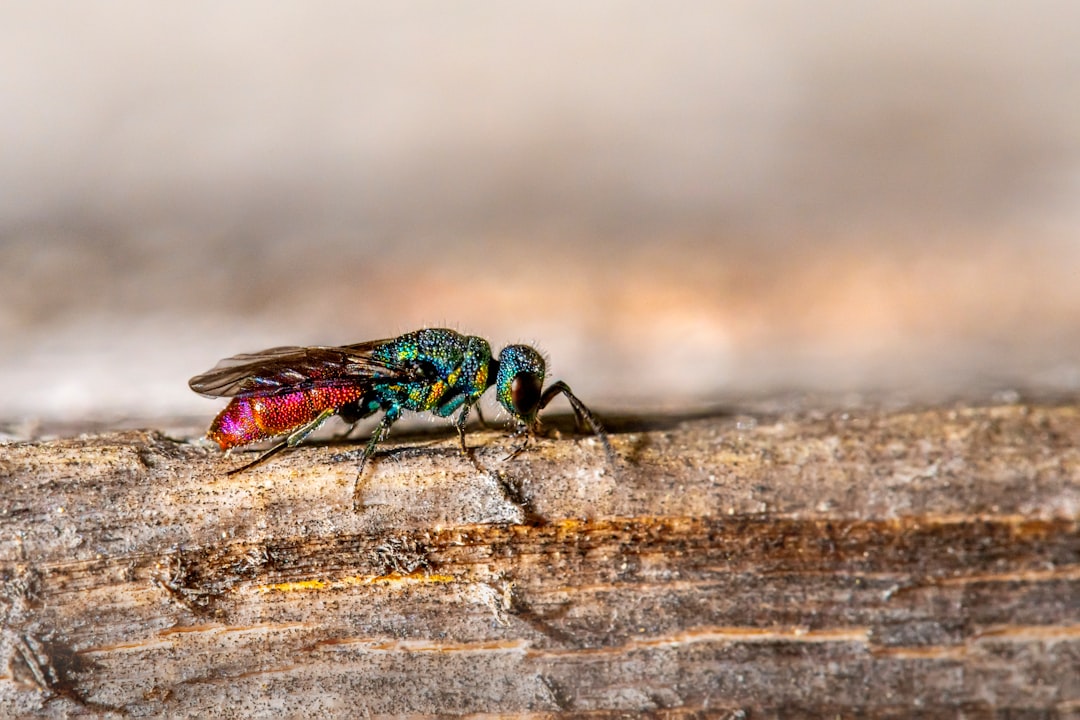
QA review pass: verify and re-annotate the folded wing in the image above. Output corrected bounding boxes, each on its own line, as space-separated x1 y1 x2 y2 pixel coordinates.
188 342 408 398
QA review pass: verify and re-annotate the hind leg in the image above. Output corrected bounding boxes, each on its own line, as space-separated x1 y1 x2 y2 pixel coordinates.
225 408 337 475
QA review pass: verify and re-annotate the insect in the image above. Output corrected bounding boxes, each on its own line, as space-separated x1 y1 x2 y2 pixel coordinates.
189 328 613 504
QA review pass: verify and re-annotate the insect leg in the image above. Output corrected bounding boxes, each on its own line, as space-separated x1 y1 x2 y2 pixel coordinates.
434 390 483 455
225 408 336 476
504 423 530 460
285 407 338 447
332 399 377 442
331 422 359 442
454 401 477 454
538 381 616 465
352 406 402 510
225 443 287 475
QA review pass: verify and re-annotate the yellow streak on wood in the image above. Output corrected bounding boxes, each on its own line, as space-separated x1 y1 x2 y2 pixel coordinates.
256 571 455 594
259 578 328 593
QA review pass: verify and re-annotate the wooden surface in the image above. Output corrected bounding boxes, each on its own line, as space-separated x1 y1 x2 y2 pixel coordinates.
1 402 1078 717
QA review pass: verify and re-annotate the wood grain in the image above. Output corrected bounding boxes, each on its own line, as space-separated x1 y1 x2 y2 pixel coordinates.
1 403 1078 717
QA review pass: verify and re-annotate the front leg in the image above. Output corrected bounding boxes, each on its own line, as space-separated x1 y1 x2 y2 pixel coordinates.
504 422 530 460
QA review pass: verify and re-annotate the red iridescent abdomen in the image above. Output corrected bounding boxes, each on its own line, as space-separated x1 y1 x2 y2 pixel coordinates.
208 386 365 449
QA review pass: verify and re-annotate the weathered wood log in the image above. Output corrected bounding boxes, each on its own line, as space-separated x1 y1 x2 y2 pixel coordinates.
1 403 1078 717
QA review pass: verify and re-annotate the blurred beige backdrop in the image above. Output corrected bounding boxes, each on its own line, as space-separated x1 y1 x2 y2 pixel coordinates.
2 3 1079 426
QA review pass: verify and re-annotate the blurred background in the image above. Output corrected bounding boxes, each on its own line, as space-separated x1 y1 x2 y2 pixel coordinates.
2 2 1080 433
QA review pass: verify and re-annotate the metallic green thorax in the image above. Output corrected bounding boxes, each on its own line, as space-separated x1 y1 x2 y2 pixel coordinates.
365 329 494 418
332 330 554 503
355 329 549 428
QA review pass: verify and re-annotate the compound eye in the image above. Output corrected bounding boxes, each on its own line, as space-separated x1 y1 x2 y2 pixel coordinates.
510 372 542 417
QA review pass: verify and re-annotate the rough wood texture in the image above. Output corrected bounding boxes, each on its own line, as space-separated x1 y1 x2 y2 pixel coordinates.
1 403 1078 717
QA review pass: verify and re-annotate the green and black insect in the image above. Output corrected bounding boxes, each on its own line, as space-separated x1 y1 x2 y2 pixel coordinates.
190 328 613 499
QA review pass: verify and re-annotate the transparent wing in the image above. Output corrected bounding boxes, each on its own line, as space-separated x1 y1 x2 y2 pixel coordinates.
188 341 414 398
